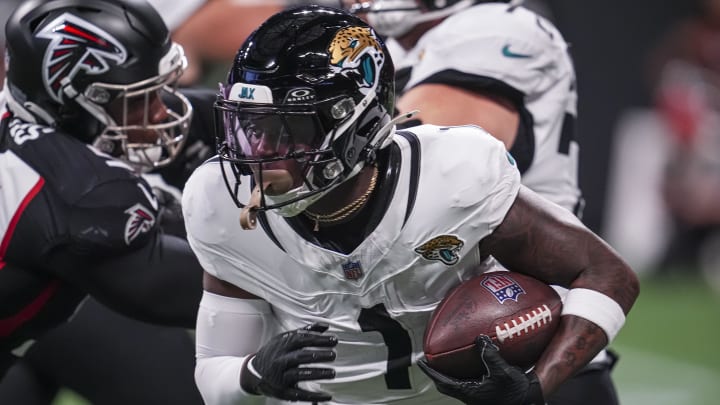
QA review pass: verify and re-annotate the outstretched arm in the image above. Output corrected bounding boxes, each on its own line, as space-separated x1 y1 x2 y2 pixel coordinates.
51 232 203 329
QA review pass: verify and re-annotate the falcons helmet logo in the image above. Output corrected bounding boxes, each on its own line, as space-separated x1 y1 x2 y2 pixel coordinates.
37 13 127 102
124 203 156 245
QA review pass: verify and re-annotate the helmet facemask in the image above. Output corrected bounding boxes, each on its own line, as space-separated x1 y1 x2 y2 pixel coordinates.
346 0 480 38
90 44 192 172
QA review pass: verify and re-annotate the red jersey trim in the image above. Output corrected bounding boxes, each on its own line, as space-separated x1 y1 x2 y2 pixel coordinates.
0 177 45 259
0 176 57 338
0 280 60 337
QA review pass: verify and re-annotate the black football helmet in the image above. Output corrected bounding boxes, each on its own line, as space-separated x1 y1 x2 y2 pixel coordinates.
4 0 192 171
215 5 397 218
342 0 523 37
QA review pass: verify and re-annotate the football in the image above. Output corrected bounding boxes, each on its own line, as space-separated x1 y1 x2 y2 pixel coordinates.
423 271 562 379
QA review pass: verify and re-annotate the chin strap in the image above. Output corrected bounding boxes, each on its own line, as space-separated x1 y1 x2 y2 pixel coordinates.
60 77 113 128
240 186 263 230
239 169 294 230
3 79 55 125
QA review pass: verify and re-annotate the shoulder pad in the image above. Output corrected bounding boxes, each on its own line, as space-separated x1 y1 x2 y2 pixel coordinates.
69 177 160 253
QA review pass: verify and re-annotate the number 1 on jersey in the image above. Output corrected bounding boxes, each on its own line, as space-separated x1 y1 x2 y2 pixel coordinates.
358 304 413 390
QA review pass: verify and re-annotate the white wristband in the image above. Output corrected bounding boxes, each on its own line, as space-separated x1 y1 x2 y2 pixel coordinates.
561 288 626 342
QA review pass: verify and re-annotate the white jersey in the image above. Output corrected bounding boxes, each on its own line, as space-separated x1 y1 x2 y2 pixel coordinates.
183 124 521 404
391 3 581 213
145 0 205 30
0 88 7 114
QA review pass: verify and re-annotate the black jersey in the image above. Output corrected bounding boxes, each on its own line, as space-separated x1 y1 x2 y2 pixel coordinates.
1 116 160 267
0 111 202 360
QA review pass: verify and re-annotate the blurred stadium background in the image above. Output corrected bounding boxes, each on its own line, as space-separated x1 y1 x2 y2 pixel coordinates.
1 0 717 403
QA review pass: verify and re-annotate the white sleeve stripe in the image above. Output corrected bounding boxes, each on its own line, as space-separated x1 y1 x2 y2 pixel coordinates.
561 288 626 342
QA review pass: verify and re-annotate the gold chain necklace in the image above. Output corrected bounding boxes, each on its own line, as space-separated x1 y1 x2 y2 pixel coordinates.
304 166 379 231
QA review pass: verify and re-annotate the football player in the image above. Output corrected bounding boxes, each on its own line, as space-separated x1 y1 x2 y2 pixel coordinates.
342 1 624 403
344 0 581 214
184 5 638 405
0 0 207 402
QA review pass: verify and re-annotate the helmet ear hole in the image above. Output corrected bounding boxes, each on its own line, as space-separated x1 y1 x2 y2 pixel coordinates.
331 98 356 120
322 161 344 180
85 87 112 104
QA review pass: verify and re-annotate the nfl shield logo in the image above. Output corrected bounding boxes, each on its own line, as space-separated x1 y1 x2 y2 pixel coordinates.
480 273 526 303
341 261 364 280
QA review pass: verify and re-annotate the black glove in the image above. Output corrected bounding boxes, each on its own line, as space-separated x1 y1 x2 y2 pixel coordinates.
417 335 545 405
240 322 338 402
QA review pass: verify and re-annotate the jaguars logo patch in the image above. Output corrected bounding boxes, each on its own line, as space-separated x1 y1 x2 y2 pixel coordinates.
327 26 384 92
414 235 465 266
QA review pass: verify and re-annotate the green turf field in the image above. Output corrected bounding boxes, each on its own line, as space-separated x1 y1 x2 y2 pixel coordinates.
612 274 720 405
52 274 720 405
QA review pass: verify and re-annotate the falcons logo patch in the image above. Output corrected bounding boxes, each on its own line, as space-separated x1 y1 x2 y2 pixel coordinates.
124 203 156 245
37 13 127 102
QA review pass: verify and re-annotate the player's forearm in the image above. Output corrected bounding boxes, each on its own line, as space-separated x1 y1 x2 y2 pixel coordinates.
562 233 639 315
194 290 276 404
482 184 639 397
53 233 203 328
195 355 264 405
534 254 638 397
533 315 608 396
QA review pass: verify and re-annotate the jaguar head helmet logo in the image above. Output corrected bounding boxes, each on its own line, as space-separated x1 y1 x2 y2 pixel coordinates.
327 26 384 92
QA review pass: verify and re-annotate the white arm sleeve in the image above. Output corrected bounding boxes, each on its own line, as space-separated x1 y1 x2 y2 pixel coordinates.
194 291 277 405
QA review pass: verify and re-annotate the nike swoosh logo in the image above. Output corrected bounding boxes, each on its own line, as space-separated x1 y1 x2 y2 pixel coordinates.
502 44 532 59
